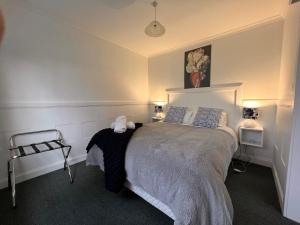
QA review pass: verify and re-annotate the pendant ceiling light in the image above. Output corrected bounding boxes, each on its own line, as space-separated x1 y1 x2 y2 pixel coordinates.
145 1 165 37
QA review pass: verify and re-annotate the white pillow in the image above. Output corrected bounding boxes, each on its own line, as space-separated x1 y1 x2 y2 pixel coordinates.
218 111 228 127
182 109 196 125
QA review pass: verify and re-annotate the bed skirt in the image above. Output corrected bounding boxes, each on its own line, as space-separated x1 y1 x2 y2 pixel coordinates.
86 145 176 220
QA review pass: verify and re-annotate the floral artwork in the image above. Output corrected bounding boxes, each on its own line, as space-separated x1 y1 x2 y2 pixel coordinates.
184 45 211 89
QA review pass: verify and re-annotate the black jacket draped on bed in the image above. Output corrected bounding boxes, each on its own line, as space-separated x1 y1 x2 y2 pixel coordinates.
86 123 143 193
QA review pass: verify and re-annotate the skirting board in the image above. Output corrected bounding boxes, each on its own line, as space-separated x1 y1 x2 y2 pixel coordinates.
0 153 87 190
0 152 272 190
272 164 284 212
234 153 272 168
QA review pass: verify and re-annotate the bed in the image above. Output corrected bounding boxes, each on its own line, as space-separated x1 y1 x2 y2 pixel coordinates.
86 83 242 225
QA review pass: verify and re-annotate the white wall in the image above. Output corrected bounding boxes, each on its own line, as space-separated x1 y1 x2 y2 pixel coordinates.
0 0 149 188
285 50 300 222
148 21 283 103
148 21 283 166
0 0 148 103
273 1 300 221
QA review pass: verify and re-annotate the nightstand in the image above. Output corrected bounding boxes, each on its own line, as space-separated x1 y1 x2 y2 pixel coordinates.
152 117 163 122
239 126 264 147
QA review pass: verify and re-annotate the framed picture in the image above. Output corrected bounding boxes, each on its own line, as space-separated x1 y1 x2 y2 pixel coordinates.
184 45 211 89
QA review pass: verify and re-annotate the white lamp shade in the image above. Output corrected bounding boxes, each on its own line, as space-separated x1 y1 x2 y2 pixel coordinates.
145 20 165 37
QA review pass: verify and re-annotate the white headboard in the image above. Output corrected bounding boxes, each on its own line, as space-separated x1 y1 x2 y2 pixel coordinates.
166 83 243 130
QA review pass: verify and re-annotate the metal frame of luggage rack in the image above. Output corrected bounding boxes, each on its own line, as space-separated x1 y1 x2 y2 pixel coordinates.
7 129 73 208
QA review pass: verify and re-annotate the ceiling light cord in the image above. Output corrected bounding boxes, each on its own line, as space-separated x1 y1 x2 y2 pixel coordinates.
153 1 157 24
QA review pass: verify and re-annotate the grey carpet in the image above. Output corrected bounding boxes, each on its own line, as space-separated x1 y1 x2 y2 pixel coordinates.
0 161 298 225
226 161 298 225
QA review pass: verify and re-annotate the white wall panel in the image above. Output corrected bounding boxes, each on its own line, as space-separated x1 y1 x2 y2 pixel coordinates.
0 103 149 189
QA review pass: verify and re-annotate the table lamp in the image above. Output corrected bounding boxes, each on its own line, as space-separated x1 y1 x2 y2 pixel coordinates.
242 107 259 128
154 105 163 119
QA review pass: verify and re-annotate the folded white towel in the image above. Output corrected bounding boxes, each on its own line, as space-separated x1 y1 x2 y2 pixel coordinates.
111 121 135 130
126 121 135 129
110 122 115 129
113 116 127 133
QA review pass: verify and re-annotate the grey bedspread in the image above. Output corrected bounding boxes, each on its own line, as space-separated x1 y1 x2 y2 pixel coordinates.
87 122 237 225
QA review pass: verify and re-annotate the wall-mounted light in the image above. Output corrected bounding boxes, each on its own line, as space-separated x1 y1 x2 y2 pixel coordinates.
243 100 259 108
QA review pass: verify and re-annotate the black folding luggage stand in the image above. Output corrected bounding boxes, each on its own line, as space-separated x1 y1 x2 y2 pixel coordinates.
7 129 73 208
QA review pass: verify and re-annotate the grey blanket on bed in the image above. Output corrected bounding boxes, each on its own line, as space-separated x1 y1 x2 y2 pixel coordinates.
88 122 236 225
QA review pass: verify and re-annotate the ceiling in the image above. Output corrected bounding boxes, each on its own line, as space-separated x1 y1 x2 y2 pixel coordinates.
19 0 284 57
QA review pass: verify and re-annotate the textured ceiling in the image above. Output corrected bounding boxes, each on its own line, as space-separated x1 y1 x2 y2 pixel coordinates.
20 0 284 57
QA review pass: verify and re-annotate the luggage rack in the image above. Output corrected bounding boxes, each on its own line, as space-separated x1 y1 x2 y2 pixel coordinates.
7 129 73 208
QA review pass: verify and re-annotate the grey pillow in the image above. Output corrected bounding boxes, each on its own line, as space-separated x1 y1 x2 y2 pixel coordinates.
193 107 223 128
164 106 187 124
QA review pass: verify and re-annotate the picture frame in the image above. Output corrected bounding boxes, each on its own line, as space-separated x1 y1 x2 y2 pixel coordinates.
184 45 211 89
